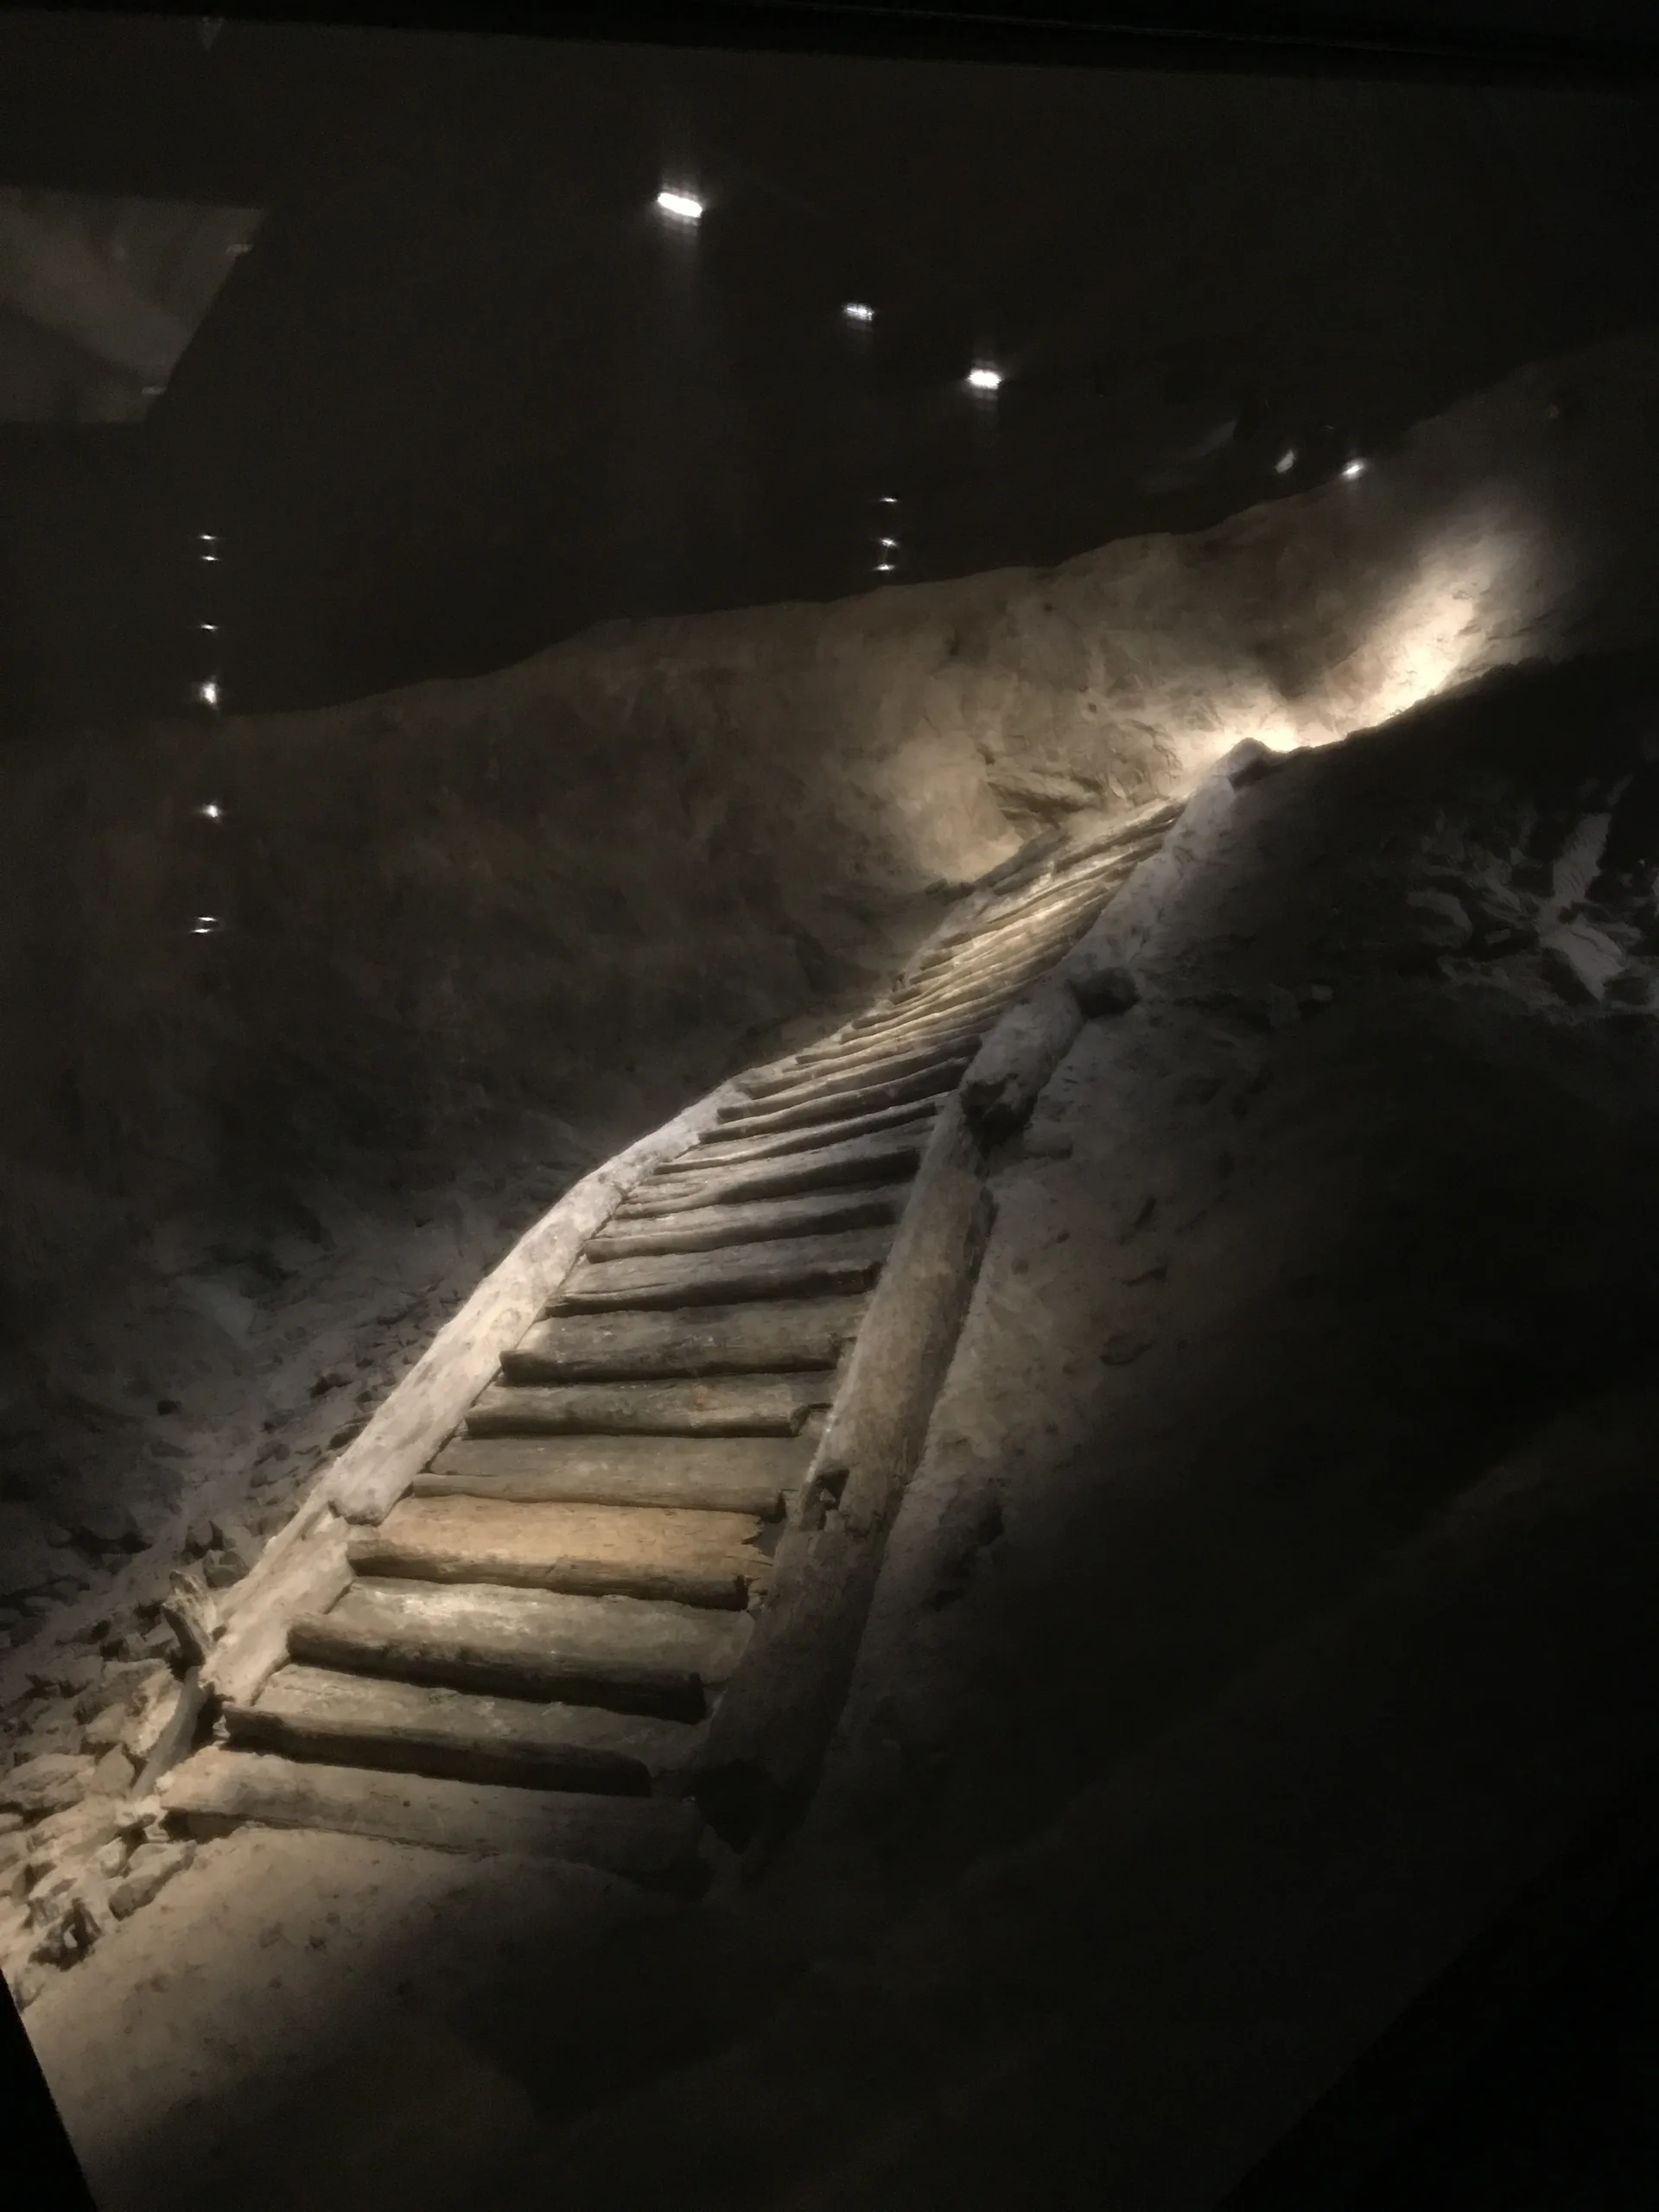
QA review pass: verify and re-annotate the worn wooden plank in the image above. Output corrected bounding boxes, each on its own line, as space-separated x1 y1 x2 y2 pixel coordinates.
711 1064 969 1141
419 1434 810 1517
740 1024 989 1104
555 1226 891 1313
202 1505 353 1713
467 1372 835 1438
651 1104 938 1177
350 1497 766 1610
695 1098 995 1852
227 1665 674 1791
504 1298 865 1382
290 1580 749 1715
585 1185 906 1262
639 1125 932 1211
891 925 1093 1007
783 1009 992 1075
161 1748 704 1888
960 979 1086 1140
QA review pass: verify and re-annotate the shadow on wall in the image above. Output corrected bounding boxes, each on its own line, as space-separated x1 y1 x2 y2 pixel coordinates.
817 645 1659 1897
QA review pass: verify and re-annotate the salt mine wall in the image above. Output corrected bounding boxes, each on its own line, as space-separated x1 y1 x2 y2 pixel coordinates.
3 321 1659 1642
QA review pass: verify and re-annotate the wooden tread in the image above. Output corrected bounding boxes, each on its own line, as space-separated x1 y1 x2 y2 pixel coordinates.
503 1296 863 1382
161 1749 704 1887
289 1580 750 1716
584 1185 906 1262
553 1226 892 1313
709 1061 969 1141
417 1434 809 1518
228 1665 702 1788
467 1372 834 1437
349 1496 766 1610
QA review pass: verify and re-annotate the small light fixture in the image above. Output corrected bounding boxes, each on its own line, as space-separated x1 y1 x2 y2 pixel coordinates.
875 560 894 573
197 801 224 821
191 915 222 936
197 679 219 707
656 189 703 221
1274 448 1297 475
1341 457 1368 481
880 537 898 550
201 552 218 563
878 495 898 506
967 366 1002 391
200 532 217 543
200 622 217 632
843 302 874 323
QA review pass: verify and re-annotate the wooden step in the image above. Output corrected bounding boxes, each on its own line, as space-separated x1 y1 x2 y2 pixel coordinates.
585 1185 906 1262
784 1010 992 1075
635 1123 933 1211
161 1748 704 1889
503 1297 865 1382
226 1665 692 1791
710 1062 968 1141
553 1226 892 1313
417 1435 809 1519
650 1103 937 1176
350 1497 766 1610
740 1023 988 1103
467 1371 834 1438
289 1580 750 1717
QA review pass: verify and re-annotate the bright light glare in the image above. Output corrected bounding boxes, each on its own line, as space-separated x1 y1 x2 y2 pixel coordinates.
201 553 218 563
1274 448 1297 475
967 366 1003 391
880 537 898 549
197 680 219 707
200 622 217 632
843 302 874 323
197 802 224 821
199 532 217 543
1341 458 1369 481
875 560 894 572
879 495 898 505
656 190 703 220
191 916 221 935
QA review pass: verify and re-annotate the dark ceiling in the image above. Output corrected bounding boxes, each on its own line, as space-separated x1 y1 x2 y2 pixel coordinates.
3 8 1659 736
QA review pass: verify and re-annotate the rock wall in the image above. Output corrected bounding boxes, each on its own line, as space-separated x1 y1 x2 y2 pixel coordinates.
3 319 1659 1657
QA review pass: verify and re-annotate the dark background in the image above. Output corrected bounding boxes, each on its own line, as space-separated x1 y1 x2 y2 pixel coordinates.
3 6 1659 737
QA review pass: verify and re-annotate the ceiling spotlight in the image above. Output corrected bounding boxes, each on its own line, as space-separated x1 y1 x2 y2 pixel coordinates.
197 679 219 707
1341 457 1369 480
843 302 875 323
967 366 1003 391
196 801 224 821
1274 448 1297 475
655 189 704 221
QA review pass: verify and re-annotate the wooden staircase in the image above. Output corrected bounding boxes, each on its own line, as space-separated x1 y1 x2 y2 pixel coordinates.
159 805 1178 1888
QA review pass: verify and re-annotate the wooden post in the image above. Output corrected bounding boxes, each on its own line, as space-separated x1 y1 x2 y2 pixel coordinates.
693 1098 994 1853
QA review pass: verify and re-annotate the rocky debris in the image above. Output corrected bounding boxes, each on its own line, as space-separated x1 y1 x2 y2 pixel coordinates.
109 1838 194 1919
1540 920 1627 1004
0 1753 93 1819
1403 888 1475 952
1060 943 1141 1017
1221 738 1288 790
